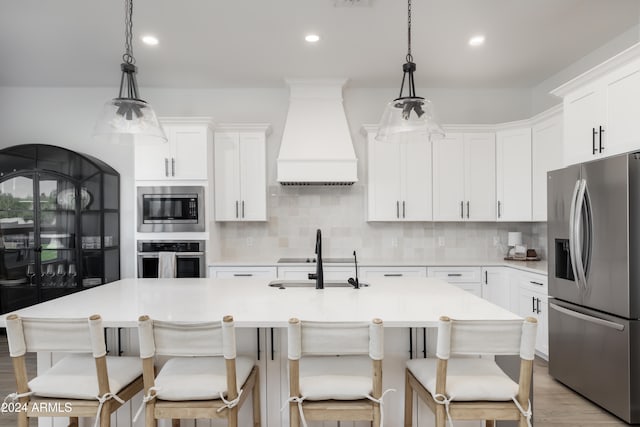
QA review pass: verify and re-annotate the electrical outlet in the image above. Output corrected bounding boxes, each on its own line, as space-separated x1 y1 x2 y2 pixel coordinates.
493 236 500 246
438 237 445 247
391 237 398 248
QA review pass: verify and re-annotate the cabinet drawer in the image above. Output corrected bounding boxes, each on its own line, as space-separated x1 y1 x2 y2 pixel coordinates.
512 270 548 294
277 266 355 281
209 266 277 279
359 266 427 279
428 267 482 283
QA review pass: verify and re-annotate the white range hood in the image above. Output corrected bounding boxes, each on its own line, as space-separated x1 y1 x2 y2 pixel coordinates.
277 79 358 185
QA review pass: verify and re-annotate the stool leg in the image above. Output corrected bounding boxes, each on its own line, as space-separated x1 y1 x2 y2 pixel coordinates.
435 405 447 427
17 412 27 427
68 417 79 427
171 419 180 427
485 421 495 427
290 402 300 427
253 368 261 427
404 369 413 427
228 407 238 427
373 403 381 427
99 403 110 427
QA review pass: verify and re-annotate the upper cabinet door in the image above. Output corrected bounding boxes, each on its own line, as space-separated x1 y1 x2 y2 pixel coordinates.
214 132 242 221
367 136 402 221
532 113 563 221
464 133 496 221
604 58 640 157
134 131 172 180
433 133 465 221
172 125 209 180
239 133 267 221
401 139 433 221
563 85 604 166
496 128 532 221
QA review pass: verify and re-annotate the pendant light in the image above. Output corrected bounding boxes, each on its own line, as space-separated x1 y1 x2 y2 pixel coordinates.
93 0 167 143
375 0 444 142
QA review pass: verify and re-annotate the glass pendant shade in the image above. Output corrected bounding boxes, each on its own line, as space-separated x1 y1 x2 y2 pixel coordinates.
376 96 444 141
94 97 166 143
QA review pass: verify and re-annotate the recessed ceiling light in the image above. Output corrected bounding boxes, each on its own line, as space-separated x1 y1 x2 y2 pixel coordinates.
469 35 485 47
141 35 159 46
305 34 320 43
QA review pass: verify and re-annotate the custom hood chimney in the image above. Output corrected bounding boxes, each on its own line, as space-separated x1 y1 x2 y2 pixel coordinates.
277 79 358 185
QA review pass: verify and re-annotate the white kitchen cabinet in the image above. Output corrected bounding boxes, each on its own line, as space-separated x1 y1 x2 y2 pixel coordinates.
512 270 549 358
209 266 277 279
135 118 212 181
532 110 563 221
496 127 532 221
365 128 433 221
214 124 270 221
427 266 482 296
553 45 640 166
433 133 496 221
480 266 511 311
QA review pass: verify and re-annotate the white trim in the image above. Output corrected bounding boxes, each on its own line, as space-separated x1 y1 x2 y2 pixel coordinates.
159 116 214 127
550 42 640 97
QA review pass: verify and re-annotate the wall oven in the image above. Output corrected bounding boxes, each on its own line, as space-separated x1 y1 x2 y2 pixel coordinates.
137 186 205 232
137 240 206 278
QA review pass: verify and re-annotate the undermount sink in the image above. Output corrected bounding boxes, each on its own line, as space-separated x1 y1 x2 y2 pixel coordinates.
268 280 369 289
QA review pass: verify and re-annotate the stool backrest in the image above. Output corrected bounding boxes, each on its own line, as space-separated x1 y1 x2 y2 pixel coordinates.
436 317 537 360
288 318 384 360
6 314 106 357
138 315 236 359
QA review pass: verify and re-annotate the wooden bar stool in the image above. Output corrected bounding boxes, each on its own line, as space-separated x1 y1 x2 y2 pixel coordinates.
5 314 143 427
137 314 260 427
287 317 389 427
404 316 538 427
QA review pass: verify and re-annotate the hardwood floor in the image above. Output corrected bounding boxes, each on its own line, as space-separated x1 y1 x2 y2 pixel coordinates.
0 335 629 426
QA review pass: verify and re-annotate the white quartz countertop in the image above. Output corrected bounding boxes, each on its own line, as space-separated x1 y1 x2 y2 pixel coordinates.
209 259 548 274
0 277 520 328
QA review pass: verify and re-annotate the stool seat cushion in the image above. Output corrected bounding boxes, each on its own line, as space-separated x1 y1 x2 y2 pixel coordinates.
406 357 518 401
299 355 372 400
28 354 142 400
155 356 254 401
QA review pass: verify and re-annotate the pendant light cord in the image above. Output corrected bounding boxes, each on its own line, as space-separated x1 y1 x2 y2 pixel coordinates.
123 0 135 65
406 0 412 62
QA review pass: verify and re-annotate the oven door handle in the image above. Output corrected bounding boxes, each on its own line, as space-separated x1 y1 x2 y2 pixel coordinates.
138 252 205 257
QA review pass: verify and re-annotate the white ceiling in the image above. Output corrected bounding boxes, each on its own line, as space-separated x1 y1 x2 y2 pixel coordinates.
1 0 639 89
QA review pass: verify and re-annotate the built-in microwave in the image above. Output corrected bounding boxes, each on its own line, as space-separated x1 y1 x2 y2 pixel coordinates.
137 186 205 232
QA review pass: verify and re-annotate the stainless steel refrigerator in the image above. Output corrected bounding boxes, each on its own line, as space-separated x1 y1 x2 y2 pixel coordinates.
548 152 640 423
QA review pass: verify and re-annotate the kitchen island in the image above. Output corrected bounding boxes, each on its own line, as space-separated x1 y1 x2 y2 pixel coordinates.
0 277 522 427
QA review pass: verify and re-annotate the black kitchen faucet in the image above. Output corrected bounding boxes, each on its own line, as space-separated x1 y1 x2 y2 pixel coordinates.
308 229 324 289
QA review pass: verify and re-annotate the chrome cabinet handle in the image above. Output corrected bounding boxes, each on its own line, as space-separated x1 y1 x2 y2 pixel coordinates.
384 273 403 277
599 125 605 153
242 200 245 218
171 158 175 176
485 271 488 284
497 201 501 218
466 201 470 218
235 201 239 218
402 201 406 218
447 273 462 277
234 273 253 277
532 296 536 313
460 201 464 219
592 128 598 155
530 281 544 286
396 201 400 218
164 158 169 177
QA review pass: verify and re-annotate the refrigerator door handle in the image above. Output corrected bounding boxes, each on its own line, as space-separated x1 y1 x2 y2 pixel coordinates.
569 180 580 290
549 303 625 331
574 179 589 291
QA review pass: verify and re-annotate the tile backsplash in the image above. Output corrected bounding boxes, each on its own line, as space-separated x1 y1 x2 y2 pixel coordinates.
212 185 547 262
